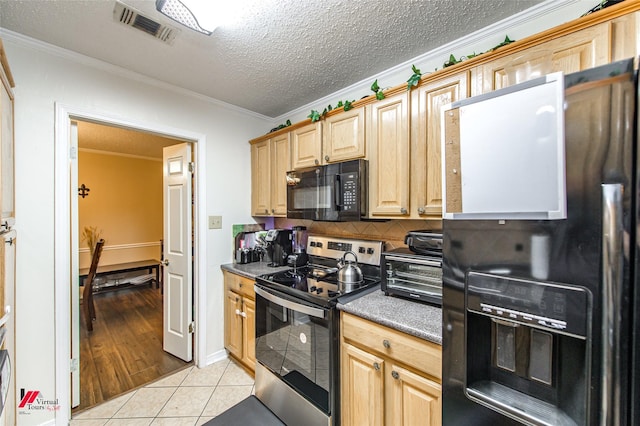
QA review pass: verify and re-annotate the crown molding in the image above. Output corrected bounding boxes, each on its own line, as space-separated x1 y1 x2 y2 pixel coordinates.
0 27 274 123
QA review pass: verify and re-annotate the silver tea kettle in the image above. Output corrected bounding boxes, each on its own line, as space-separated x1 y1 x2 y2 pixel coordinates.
338 251 364 293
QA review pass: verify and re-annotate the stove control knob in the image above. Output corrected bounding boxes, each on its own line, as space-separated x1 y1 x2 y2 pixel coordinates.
367 248 374 255
310 286 317 292
316 288 324 294
358 247 366 254
316 242 323 248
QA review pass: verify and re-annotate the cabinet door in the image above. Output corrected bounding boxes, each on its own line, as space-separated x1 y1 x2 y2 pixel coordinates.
473 22 610 94
412 72 469 219
242 297 256 371
0 77 13 221
291 122 322 170
341 342 385 426
388 363 442 426
251 139 271 216
224 289 243 359
323 107 365 163
367 92 410 218
270 133 290 216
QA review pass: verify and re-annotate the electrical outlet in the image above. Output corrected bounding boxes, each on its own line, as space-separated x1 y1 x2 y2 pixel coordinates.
208 215 222 229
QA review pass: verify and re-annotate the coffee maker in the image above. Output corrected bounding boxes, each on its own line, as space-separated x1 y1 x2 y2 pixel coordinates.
264 229 292 267
287 226 309 267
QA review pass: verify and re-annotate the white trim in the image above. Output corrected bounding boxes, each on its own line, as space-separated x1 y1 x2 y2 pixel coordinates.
79 147 163 162
0 28 272 123
78 241 162 254
273 0 584 123
205 349 229 367
55 103 208 425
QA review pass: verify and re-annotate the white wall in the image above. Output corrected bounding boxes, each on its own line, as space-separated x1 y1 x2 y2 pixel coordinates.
1 33 273 425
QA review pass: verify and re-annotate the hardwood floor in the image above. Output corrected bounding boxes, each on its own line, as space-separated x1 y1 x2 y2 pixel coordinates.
74 285 191 413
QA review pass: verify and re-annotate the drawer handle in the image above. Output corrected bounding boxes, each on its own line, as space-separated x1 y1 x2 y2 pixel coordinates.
235 309 241 316
391 370 399 380
240 311 247 318
383 339 391 349
373 362 381 371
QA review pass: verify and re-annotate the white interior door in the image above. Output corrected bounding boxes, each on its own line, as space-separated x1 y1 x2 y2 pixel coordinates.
163 143 193 361
70 121 80 408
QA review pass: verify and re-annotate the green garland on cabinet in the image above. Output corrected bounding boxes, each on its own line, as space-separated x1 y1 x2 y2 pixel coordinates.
301 35 517 122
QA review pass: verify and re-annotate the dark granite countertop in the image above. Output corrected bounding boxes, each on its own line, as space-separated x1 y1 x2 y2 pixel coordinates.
220 262 290 280
337 289 442 345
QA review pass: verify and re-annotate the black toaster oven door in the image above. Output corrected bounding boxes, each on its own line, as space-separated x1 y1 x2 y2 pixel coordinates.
382 250 443 306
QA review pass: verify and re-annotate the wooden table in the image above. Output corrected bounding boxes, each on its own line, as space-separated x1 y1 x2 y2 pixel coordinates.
79 259 161 291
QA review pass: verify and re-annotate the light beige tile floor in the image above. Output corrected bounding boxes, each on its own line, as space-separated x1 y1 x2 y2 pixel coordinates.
71 358 255 426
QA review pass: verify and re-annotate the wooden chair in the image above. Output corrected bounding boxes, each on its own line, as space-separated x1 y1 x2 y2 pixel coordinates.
83 239 104 332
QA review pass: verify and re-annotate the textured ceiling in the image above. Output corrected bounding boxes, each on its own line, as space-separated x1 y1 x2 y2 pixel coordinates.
0 0 546 118
77 121 181 159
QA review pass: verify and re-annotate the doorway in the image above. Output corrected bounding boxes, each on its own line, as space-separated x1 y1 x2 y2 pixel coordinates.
73 121 192 412
54 103 209 425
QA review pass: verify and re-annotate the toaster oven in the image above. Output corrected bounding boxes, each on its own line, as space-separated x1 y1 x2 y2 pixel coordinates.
381 248 442 306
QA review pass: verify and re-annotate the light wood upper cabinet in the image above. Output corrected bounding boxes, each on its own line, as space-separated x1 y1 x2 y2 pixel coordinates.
250 139 271 216
0 39 15 224
472 22 610 95
250 132 290 217
270 133 290 216
341 312 442 426
291 110 365 170
323 107 366 163
610 11 639 62
411 71 469 219
291 122 323 169
367 92 410 218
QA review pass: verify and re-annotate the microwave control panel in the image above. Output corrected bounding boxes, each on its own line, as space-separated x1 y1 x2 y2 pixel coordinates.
340 172 359 211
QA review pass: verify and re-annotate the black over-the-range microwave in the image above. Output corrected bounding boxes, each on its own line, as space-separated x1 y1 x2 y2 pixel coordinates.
286 159 367 221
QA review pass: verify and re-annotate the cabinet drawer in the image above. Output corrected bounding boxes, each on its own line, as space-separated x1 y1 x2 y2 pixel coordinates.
342 312 442 380
223 271 255 299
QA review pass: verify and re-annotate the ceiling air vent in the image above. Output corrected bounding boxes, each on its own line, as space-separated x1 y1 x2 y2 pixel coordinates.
113 1 179 45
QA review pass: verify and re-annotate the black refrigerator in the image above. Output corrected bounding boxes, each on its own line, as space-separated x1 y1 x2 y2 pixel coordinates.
441 58 640 425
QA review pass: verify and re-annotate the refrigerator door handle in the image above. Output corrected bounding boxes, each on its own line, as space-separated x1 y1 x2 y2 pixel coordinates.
601 183 624 425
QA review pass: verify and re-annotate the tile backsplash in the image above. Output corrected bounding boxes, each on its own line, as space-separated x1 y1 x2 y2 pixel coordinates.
274 218 442 250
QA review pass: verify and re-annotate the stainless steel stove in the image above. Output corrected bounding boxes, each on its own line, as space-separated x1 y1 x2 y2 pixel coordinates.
254 235 384 426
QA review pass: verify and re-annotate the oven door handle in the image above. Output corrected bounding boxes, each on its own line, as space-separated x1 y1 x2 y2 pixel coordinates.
255 285 327 319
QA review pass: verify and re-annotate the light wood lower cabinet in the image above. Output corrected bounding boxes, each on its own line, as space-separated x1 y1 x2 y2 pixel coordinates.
223 270 256 372
341 312 442 426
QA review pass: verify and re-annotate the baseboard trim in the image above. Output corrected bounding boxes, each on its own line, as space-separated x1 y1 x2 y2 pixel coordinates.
204 349 228 368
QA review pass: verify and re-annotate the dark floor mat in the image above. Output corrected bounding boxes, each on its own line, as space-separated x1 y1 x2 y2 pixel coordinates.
202 395 285 426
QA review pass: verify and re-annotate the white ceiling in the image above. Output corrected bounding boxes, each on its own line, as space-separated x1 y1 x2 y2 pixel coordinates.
0 0 547 119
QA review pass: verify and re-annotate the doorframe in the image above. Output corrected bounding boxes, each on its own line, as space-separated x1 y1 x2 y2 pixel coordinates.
54 103 208 424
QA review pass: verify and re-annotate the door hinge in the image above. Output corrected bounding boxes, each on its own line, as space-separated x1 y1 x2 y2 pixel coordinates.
69 146 77 160
70 358 79 373
188 162 195 173
188 322 195 333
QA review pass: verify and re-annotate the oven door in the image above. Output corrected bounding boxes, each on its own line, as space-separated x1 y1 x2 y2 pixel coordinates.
254 283 334 423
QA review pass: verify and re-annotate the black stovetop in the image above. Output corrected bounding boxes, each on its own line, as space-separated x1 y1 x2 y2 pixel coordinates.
256 264 380 308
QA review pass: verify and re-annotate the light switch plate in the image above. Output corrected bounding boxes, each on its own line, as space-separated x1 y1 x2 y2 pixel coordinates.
208 215 222 229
